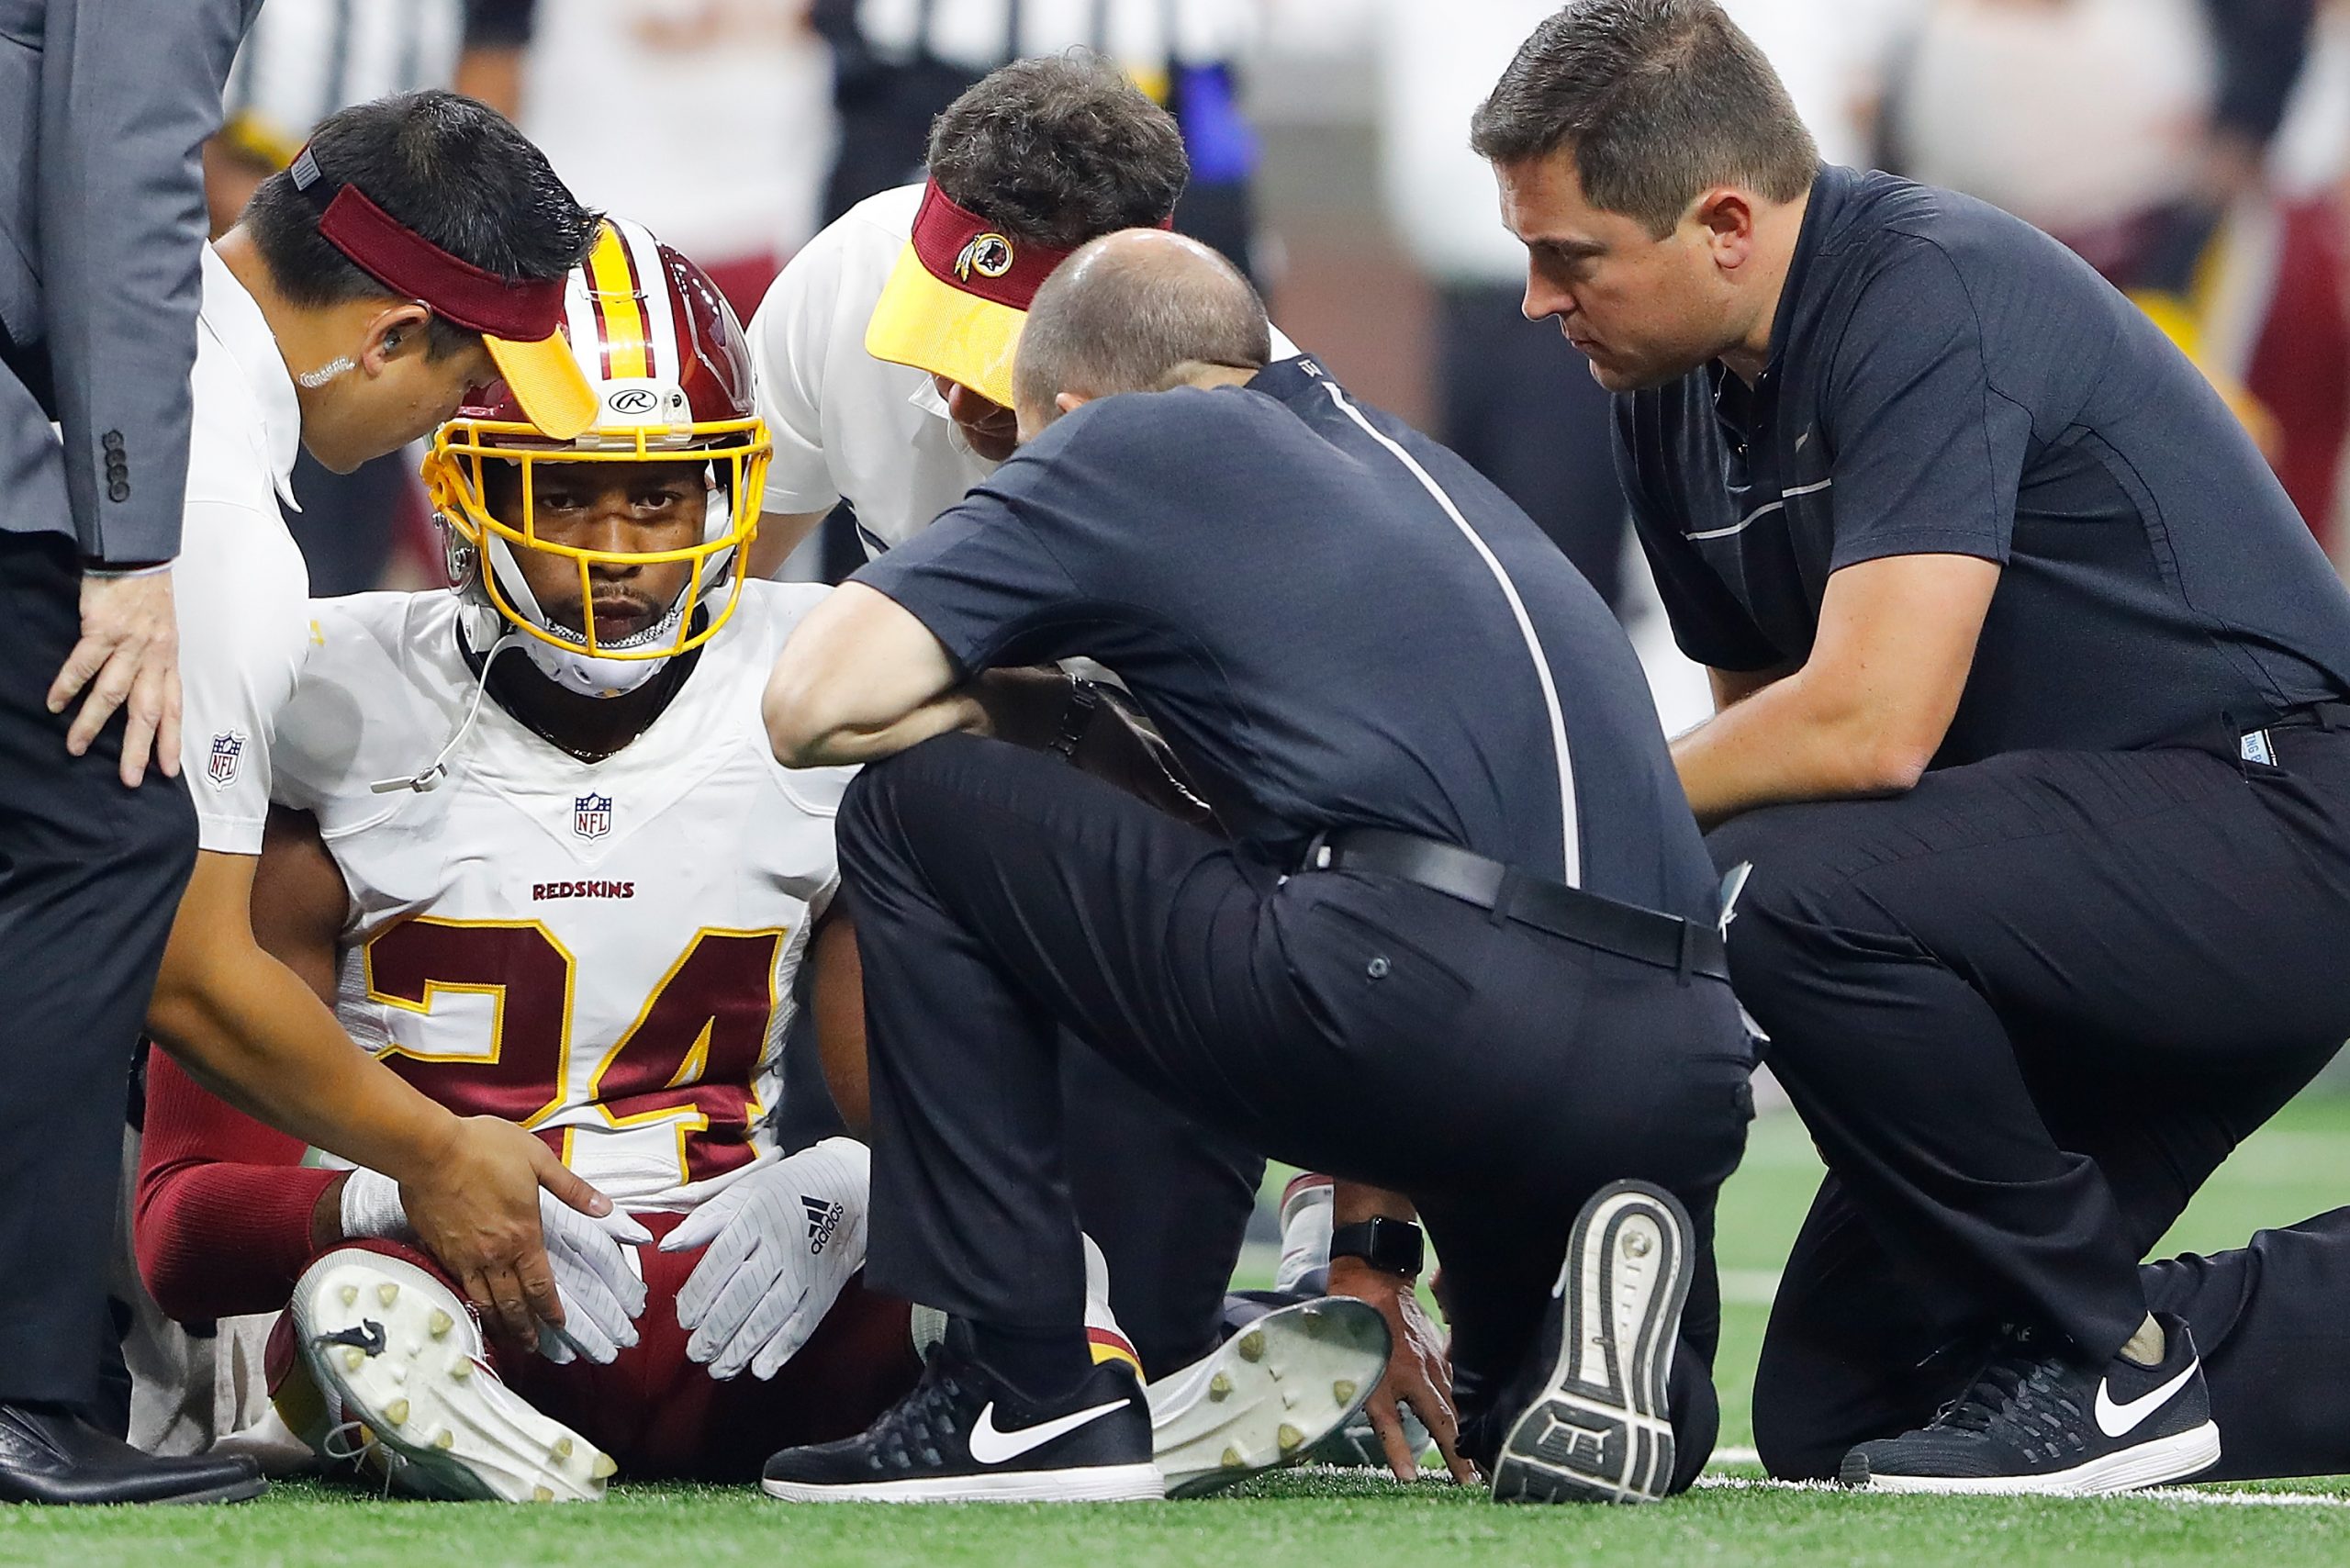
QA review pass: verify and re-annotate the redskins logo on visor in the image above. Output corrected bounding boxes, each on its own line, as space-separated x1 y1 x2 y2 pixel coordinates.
420 218 771 666
867 182 1178 408
956 233 1016 282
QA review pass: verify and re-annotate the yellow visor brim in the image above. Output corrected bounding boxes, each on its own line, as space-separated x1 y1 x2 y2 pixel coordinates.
864 244 1027 410
483 332 600 442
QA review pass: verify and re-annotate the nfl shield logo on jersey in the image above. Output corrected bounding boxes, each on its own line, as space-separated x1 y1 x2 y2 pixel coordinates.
207 732 245 790
572 793 613 841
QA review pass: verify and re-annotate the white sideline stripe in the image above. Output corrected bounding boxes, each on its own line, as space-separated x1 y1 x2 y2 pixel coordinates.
1695 1469 2350 1506
1719 1268 1782 1305
1323 384 1581 886
1688 478 1834 541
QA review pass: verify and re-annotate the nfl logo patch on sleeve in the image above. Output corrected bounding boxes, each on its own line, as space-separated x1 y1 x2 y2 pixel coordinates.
572 793 613 841
207 732 246 789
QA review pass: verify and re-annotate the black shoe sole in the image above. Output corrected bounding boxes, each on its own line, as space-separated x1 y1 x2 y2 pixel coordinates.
0 1473 270 1506
1491 1180 1693 1506
149 1473 271 1506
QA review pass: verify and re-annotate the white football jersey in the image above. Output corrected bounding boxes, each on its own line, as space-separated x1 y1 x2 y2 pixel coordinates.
271 581 852 1211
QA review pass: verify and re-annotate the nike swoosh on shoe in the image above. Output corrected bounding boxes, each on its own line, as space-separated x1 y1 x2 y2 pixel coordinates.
2094 1358 2200 1439
968 1399 1129 1466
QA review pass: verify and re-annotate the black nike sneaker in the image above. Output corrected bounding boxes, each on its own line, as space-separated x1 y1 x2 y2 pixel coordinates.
1489 1180 1695 1505
1841 1313 2220 1495
762 1323 1162 1503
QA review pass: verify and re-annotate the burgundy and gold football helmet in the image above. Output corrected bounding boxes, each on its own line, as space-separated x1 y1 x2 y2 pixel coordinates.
421 216 770 692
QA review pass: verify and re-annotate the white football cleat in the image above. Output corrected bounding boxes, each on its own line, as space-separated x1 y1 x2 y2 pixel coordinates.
1147 1296 1390 1497
290 1248 614 1503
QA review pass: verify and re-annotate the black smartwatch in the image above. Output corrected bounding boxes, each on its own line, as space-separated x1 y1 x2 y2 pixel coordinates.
1329 1216 1425 1278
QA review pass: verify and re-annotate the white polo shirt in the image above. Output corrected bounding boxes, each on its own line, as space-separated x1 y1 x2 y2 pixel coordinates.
748 183 1294 556
174 246 314 856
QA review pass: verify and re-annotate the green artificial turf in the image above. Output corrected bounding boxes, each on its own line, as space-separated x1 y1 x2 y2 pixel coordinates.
9 1095 2350 1567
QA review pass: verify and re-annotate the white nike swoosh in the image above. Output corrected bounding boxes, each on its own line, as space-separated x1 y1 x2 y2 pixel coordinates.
2094 1356 2200 1439
967 1396 1128 1465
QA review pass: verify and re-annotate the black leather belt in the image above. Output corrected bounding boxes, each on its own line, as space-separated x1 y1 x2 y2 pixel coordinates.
2259 700 2350 732
1299 827 1730 985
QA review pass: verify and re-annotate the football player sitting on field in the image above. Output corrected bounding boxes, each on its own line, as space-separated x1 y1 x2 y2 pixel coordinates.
130 218 1382 1500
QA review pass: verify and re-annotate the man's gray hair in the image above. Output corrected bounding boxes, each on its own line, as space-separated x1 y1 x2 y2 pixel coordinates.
1013 230 1272 417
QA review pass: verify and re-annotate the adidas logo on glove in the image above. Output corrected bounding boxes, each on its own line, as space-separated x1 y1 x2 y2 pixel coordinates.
801 1195 845 1255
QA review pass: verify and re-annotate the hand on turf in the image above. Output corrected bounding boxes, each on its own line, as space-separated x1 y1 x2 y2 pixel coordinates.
51 569 181 786
532 1192 653 1366
1327 1256 1480 1485
662 1137 869 1380
401 1115 621 1348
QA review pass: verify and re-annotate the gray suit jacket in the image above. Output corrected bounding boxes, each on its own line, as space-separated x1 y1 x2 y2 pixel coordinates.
0 0 255 566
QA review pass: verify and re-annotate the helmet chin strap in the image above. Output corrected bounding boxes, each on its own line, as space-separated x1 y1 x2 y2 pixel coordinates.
517 614 679 698
481 532 683 699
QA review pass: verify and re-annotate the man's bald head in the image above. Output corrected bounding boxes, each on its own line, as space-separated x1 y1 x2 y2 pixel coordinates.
1012 230 1273 436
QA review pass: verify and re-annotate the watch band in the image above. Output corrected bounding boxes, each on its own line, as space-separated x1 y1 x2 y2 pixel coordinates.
1048 675 1102 763
1329 1216 1425 1277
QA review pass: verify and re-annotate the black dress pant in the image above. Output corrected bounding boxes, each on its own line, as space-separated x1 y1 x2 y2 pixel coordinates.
1713 726 2350 1480
0 533 196 1406
839 732 1754 1487
1058 1045 1263 1377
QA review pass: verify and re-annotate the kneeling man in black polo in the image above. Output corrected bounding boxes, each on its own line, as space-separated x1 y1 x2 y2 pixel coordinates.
756 229 1754 1505
1479 0 2350 1495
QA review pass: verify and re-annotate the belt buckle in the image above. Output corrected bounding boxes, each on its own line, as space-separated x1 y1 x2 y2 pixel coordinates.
1300 829 1333 874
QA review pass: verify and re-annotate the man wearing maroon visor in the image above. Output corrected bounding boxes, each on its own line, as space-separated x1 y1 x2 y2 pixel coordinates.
139 90 622 1362
741 54 1298 1402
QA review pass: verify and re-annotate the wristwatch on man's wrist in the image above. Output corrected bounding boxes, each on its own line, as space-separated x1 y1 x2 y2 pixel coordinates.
1329 1215 1425 1278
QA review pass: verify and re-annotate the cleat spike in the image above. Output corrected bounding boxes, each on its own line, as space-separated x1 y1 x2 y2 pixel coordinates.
1208 1372 1234 1400
1334 1380 1358 1406
1221 1446 1246 1470
434 1429 455 1450
339 1284 359 1307
449 1360 473 1381
428 1309 453 1338
592 1453 618 1480
377 1282 400 1307
341 1347 365 1372
383 1399 409 1427
1278 1423 1305 1452
552 1438 574 1460
533 1485 554 1503
1283 1389 1300 1408
1237 1330 1265 1362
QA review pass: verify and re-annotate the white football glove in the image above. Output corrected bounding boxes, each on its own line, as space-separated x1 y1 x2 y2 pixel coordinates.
660 1137 869 1381
339 1166 652 1365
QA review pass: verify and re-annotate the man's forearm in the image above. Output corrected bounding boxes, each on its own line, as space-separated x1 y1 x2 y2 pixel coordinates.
1673 666 1930 829
770 689 987 767
976 670 1218 828
148 935 462 1189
